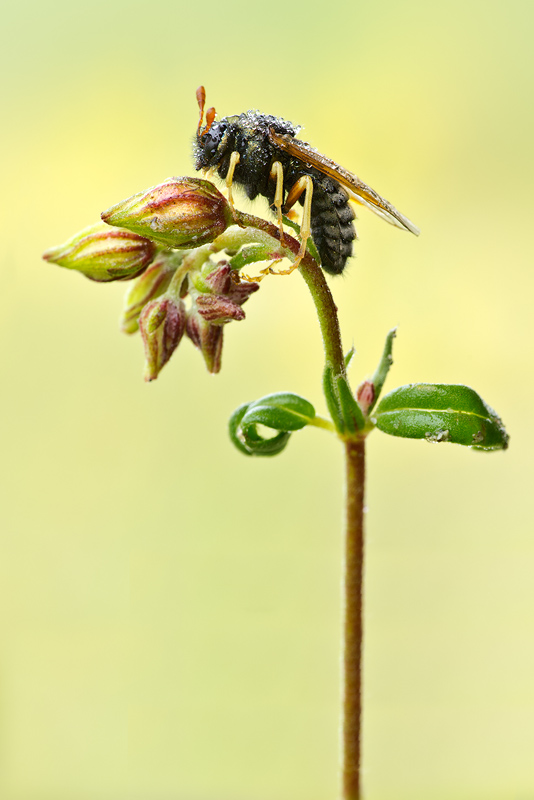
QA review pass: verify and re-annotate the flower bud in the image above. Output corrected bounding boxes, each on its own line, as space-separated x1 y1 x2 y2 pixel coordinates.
203 263 259 305
43 222 157 282
139 296 186 381
186 312 224 374
356 380 375 415
195 294 245 323
101 177 233 250
120 253 179 334
184 262 260 372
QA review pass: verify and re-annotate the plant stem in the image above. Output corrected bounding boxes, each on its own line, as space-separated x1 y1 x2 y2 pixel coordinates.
290 243 365 799
297 260 345 376
230 211 346 377
228 210 365 797
307 415 337 432
343 437 365 800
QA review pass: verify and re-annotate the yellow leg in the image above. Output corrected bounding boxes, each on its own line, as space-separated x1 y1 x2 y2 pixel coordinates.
202 166 217 182
226 151 240 210
241 259 284 283
269 161 286 246
242 175 314 280
270 174 313 275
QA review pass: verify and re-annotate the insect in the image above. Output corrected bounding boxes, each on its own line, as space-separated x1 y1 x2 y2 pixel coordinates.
193 86 419 276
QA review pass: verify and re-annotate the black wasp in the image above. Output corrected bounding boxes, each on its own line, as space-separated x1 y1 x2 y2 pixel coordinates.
193 87 419 276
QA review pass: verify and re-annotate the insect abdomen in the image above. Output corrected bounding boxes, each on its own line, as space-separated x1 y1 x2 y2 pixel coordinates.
308 173 356 275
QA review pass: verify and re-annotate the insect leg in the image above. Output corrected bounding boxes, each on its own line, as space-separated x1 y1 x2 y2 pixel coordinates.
269 161 286 246
269 174 313 276
203 166 218 182
225 151 240 210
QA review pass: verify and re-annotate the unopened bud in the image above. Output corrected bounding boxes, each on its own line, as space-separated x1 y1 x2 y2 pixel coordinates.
186 313 224 374
43 222 156 282
203 263 259 305
139 296 186 381
357 380 375 415
185 262 259 371
121 253 180 334
195 294 245 323
101 177 233 250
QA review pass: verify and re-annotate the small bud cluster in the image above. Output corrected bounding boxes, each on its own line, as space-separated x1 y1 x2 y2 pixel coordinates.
43 178 260 380
186 262 259 373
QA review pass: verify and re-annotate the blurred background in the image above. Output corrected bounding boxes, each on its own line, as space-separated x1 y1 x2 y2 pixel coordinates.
1 1 533 798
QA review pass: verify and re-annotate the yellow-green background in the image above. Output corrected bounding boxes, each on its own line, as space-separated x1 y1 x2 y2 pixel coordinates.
1 1 533 798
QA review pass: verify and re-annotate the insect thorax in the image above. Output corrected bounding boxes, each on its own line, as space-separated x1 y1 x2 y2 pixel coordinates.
199 112 300 201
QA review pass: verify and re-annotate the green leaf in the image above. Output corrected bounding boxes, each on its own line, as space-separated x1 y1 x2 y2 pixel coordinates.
228 403 255 456
374 383 509 450
369 327 396 411
228 393 315 457
344 346 356 370
241 393 315 432
335 374 365 432
228 243 273 270
240 428 291 456
323 365 345 433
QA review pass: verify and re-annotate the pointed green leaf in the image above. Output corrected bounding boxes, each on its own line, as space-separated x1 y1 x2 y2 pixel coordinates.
374 383 509 450
369 327 397 411
323 365 345 433
344 346 356 370
335 374 366 432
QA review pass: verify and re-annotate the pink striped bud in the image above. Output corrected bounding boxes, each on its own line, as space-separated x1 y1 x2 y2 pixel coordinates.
101 177 233 249
42 222 156 282
139 296 186 381
185 313 224 374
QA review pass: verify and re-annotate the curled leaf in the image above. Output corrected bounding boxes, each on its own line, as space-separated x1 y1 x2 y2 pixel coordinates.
228 393 315 457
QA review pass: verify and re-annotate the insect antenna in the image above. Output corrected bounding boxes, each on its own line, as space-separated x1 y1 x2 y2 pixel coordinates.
204 106 216 136
196 85 216 139
196 86 206 135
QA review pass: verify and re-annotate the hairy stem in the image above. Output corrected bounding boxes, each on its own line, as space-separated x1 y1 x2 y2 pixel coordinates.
290 239 365 799
297 260 345 376
231 211 345 375
229 209 365 797
343 438 365 800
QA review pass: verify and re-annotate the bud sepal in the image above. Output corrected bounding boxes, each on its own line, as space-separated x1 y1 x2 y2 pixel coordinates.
185 262 259 372
101 177 233 250
42 222 157 282
120 250 186 334
139 295 186 381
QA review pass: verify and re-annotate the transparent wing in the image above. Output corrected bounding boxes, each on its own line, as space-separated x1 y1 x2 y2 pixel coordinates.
268 129 420 236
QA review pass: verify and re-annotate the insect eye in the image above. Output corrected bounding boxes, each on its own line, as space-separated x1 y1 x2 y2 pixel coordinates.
204 133 219 155
202 122 227 158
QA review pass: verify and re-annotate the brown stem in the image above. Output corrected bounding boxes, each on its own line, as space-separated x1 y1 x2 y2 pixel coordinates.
343 437 366 800
231 208 365 795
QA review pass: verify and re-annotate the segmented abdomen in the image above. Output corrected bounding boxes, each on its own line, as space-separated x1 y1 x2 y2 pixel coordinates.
306 172 356 275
